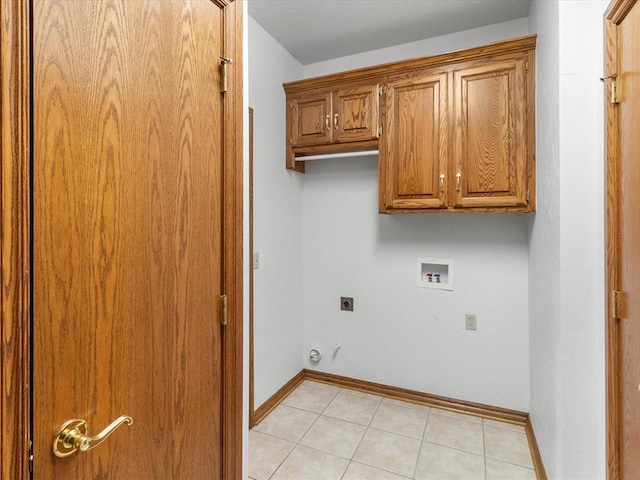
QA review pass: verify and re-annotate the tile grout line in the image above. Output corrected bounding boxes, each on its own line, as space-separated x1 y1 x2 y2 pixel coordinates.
483 419 488 480
411 406 431 479
341 390 384 478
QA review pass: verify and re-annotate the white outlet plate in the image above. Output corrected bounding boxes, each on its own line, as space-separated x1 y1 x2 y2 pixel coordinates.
465 314 477 331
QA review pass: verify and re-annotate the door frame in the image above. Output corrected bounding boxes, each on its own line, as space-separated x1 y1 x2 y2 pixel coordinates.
0 1 244 478
604 1 636 479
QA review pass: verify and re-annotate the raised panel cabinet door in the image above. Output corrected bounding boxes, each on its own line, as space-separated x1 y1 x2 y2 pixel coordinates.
452 58 528 208
290 92 333 147
334 84 380 143
380 72 448 211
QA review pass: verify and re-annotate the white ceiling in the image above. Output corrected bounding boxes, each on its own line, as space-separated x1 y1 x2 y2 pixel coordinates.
248 0 532 65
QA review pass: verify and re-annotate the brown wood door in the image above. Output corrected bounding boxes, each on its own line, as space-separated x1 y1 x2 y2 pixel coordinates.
452 58 528 209
290 92 333 147
606 1 640 479
333 84 380 143
32 1 231 477
380 72 448 212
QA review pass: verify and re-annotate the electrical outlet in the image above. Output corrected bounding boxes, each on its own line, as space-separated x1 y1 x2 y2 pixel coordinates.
465 314 477 331
340 297 354 311
253 252 260 269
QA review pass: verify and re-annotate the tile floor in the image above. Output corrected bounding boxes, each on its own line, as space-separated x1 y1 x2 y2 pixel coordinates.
249 380 537 480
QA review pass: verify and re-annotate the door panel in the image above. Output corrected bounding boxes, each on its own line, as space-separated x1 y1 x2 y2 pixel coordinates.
381 73 448 211
32 1 224 477
334 85 379 143
290 93 333 147
611 1 640 477
453 59 528 208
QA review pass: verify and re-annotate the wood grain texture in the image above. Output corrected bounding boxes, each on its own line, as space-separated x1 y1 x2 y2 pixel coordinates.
525 416 548 480
453 58 528 208
334 84 379 142
380 71 448 211
605 4 622 479
291 93 332 147
0 1 31 478
606 2 640 480
220 3 244 478
284 35 538 95
32 1 233 477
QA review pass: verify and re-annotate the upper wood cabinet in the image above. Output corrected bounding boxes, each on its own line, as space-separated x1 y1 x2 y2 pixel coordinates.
381 71 449 210
284 35 536 212
286 84 381 171
451 57 530 209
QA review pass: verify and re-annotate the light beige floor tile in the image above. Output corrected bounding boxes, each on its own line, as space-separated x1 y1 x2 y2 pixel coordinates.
483 417 527 433
339 388 383 401
424 413 484 455
342 461 411 479
270 445 349 480
282 383 339 413
303 380 341 393
324 392 381 426
248 431 295 480
414 442 485 480
485 458 537 480
299 415 366 459
382 396 431 413
370 402 429 439
353 428 421 478
430 407 483 424
484 425 533 468
252 405 318 442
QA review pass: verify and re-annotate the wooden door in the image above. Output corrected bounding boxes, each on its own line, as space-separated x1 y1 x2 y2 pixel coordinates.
31 1 238 477
290 92 333 147
380 72 448 212
605 1 640 479
452 58 529 209
333 84 380 143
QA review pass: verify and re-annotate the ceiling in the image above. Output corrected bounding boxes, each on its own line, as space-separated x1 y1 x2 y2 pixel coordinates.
248 0 532 65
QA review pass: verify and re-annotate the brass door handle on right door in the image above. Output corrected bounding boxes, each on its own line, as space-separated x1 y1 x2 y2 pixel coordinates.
53 415 133 457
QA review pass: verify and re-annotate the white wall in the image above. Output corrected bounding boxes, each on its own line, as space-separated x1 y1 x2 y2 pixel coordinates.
304 18 528 77
299 21 532 411
528 1 606 478
248 17 305 407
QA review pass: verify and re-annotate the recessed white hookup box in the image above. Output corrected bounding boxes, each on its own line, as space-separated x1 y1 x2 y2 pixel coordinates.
417 258 453 291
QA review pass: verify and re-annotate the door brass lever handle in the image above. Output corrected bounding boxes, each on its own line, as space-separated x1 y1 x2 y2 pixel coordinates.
53 415 133 457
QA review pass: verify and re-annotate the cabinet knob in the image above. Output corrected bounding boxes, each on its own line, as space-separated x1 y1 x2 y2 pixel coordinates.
439 174 445 193
456 172 462 192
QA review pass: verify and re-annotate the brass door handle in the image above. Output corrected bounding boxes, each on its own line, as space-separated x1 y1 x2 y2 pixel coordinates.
325 114 330 131
439 173 445 193
456 172 462 192
53 415 133 457
334 113 338 129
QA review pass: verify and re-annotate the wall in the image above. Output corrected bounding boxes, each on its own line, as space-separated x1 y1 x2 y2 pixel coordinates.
304 18 528 77
248 17 305 407
528 1 607 478
300 20 532 411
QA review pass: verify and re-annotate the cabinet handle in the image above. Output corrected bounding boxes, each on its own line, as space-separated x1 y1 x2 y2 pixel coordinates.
325 114 330 131
456 172 462 192
334 113 339 129
439 174 445 193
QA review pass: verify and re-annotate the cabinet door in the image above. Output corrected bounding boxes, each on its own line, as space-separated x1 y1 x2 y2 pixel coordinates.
452 58 528 208
334 85 380 143
290 92 332 147
381 73 448 211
